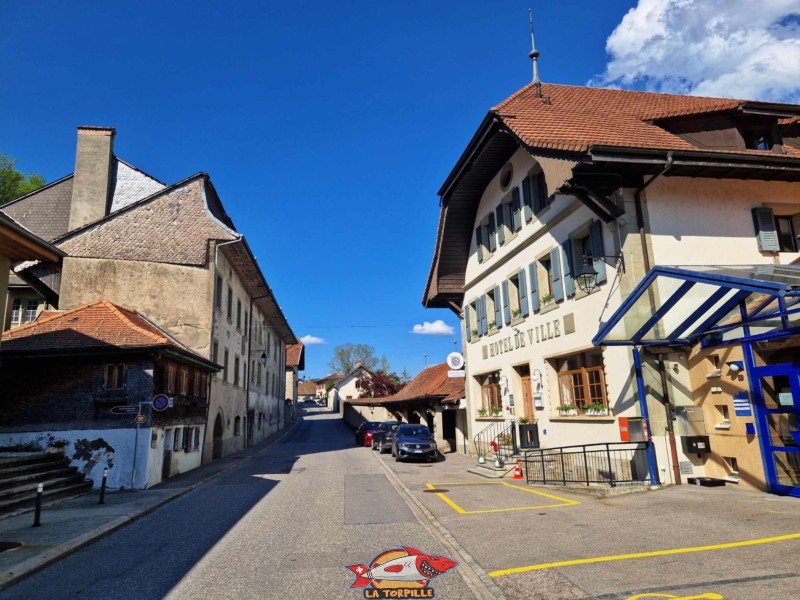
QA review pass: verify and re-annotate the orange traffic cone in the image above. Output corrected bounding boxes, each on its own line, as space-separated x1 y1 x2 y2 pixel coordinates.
513 460 523 480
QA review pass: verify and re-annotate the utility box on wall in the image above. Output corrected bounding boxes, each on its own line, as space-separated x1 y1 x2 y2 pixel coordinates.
681 435 711 454
619 417 648 442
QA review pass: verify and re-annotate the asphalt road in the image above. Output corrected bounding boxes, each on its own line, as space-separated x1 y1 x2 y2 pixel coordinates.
3 407 477 600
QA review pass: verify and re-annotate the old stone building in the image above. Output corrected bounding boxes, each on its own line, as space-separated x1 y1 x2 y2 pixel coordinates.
2 126 296 463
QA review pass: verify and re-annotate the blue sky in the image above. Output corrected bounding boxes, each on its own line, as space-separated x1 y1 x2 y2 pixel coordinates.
3 1 798 378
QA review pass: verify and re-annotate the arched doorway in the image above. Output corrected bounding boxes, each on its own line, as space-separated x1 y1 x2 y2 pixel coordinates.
213 413 224 459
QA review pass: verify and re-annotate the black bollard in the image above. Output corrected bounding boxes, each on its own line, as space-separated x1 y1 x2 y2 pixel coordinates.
99 468 108 505
32 483 43 527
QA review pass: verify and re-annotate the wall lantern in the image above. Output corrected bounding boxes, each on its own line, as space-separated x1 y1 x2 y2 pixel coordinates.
260 352 267 366
575 254 626 294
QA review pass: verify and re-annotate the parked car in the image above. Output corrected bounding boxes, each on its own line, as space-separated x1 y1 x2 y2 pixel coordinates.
391 424 438 462
371 421 401 453
355 421 380 445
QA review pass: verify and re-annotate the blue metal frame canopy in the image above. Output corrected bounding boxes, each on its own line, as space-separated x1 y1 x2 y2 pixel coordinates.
593 265 800 347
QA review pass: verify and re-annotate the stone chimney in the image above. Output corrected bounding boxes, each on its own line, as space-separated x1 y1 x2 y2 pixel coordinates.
68 126 116 231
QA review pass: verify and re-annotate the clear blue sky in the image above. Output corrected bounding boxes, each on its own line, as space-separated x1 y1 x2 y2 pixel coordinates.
1 1 637 378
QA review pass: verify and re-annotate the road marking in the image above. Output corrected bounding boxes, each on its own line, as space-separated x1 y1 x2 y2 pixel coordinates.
488 532 800 577
626 594 722 600
425 481 580 514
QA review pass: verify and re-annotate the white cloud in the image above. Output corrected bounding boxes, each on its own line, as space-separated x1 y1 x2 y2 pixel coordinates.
300 334 326 345
411 320 455 336
595 0 800 102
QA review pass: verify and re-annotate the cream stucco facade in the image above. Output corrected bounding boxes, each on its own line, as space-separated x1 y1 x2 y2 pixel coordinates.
460 146 800 487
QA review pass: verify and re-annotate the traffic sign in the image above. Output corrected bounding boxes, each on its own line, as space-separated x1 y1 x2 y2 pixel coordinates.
446 352 464 370
109 405 139 415
152 394 169 411
135 415 146 424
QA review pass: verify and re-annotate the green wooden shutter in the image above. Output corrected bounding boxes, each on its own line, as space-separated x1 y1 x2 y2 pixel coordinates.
487 213 497 252
529 262 540 312
465 304 472 342
518 270 529 316
752 207 779 252
522 178 533 222
562 239 575 297
551 247 564 302
511 188 522 232
475 226 483 262
589 221 607 283
496 205 505 245
501 280 511 325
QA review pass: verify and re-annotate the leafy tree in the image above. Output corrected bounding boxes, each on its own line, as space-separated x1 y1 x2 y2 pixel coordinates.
357 371 404 398
328 343 390 374
0 154 45 206
399 368 413 384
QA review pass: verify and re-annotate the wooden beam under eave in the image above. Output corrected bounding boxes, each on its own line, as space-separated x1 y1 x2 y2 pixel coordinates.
0 230 62 262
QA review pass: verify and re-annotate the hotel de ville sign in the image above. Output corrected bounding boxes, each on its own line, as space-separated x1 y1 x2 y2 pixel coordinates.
481 317 571 360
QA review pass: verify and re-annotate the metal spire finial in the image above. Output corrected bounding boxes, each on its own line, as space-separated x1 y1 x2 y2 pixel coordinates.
529 9 542 98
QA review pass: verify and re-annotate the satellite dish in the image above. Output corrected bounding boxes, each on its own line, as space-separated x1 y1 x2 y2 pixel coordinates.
446 352 464 370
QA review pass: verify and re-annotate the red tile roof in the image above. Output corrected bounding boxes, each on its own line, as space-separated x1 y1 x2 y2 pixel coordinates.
298 381 316 396
493 83 800 158
285 343 304 368
1 300 208 364
382 363 464 404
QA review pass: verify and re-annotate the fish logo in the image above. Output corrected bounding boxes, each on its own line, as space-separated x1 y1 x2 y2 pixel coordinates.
343 546 459 598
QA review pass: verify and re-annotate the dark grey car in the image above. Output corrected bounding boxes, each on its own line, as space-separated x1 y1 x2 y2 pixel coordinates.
371 421 401 453
391 424 438 462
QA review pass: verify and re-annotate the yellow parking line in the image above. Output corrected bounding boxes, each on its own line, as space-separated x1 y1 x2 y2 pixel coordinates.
488 532 800 577
425 482 580 514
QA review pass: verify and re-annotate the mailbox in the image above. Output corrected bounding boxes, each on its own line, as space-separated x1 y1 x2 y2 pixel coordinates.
681 435 711 454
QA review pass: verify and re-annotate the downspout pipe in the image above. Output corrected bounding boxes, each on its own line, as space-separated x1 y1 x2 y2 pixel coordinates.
633 153 674 487
633 347 660 486
204 237 242 459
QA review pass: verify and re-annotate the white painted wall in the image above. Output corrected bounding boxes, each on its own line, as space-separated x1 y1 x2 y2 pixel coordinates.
0 428 152 490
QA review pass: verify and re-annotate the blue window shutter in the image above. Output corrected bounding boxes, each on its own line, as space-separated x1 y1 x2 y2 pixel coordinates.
475 297 482 336
518 270 529 316
494 286 502 329
529 262 540 312
487 213 497 252
533 172 547 213
501 281 511 325
522 178 533 222
495 205 505 245
752 207 779 252
589 220 607 283
511 188 522 232
538 173 550 208
562 239 575 297
551 247 564 302
475 227 483 262
482 296 489 334
465 304 472 342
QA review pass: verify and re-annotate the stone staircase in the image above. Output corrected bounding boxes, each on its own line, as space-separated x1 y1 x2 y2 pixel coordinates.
0 453 93 515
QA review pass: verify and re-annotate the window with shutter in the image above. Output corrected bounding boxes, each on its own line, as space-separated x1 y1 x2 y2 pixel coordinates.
529 262 540 312
521 177 533 222
496 204 506 245
550 247 564 302
511 188 522 232
475 226 484 262
752 207 780 252
465 304 472 342
562 240 575 297
518 270 529 316
501 280 511 325
487 212 497 252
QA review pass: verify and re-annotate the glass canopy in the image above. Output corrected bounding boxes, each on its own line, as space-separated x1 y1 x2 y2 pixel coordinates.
593 265 800 347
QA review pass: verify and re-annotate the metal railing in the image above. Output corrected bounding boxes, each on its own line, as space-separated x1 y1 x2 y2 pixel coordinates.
522 442 649 487
474 420 518 463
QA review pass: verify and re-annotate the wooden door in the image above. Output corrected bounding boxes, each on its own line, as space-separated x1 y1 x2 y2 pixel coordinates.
521 376 533 418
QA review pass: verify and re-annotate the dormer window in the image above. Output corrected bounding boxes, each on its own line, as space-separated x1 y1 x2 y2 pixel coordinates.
744 130 773 151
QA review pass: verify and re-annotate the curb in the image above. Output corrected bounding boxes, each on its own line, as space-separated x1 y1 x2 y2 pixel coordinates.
374 451 506 600
0 418 302 591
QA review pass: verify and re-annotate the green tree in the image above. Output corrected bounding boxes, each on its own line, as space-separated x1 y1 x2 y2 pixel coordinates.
0 153 45 206
327 343 390 374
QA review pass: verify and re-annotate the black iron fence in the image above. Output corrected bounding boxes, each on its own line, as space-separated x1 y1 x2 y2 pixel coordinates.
474 420 518 463
522 442 649 487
